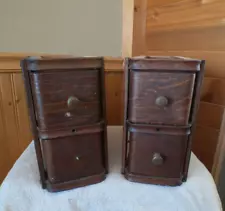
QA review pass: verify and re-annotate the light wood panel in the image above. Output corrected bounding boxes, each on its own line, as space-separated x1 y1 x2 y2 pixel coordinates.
12 73 33 151
197 102 224 130
193 125 220 171
0 74 21 163
147 26 225 51
105 72 124 125
146 0 225 32
122 0 148 56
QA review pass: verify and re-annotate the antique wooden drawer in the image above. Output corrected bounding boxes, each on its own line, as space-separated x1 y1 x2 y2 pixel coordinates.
42 128 105 184
127 56 202 126
122 56 205 186
21 57 108 192
127 124 189 179
128 71 195 125
30 64 102 131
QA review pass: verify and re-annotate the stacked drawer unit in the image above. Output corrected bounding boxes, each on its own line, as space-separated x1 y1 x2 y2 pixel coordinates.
21 57 108 192
122 56 205 186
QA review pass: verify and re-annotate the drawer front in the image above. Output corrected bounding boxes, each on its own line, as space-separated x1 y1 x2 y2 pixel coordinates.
128 128 188 178
30 69 102 130
42 132 104 183
128 71 195 125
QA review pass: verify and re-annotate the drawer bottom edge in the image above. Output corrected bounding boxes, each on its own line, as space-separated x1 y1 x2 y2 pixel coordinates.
124 169 184 186
45 171 106 192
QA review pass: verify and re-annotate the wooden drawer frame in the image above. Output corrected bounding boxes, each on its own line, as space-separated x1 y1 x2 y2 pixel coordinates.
122 57 205 186
21 57 108 192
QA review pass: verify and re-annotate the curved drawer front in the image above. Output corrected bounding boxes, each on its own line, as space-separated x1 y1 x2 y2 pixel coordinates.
127 126 188 178
42 131 105 183
30 69 102 131
128 70 195 125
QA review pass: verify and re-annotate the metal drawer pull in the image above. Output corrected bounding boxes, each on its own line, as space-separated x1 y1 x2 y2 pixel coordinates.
155 96 168 107
152 153 164 165
67 96 80 109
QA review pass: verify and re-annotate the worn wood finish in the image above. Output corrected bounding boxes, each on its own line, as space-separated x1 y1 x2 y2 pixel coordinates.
30 70 101 131
42 131 105 184
122 56 205 186
128 71 195 125
21 57 108 192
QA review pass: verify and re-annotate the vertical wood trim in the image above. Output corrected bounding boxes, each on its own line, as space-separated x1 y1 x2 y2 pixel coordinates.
10 74 21 153
122 0 135 57
122 0 148 56
132 0 148 56
0 74 20 163
212 110 225 184
13 73 33 152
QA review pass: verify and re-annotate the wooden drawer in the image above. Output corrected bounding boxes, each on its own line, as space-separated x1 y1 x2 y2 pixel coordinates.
127 125 189 178
42 130 105 184
128 70 196 125
21 57 108 191
30 69 102 131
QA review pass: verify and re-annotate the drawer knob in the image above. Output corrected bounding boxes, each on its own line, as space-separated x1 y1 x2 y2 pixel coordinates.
67 96 79 109
155 96 168 107
152 153 164 165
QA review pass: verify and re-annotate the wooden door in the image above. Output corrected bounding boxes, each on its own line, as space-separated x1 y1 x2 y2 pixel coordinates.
122 0 225 179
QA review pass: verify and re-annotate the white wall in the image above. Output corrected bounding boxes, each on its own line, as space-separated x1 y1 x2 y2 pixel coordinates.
0 0 122 56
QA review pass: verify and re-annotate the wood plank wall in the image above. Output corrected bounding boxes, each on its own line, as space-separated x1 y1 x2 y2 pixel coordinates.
144 0 225 172
0 53 124 183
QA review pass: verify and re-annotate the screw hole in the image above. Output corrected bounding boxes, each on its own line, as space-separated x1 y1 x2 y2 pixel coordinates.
156 128 160 131
72 129 76 132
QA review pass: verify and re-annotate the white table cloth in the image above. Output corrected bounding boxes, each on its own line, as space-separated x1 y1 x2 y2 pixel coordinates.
0 126 222 211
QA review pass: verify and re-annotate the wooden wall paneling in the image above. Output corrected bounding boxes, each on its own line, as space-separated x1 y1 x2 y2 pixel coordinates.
213 110 225 184
105 58 123 125
0 77 11 183
0 74 21 166
146 0 225 32
201 77 225 106
105 72 123 125
147 26 225 51
12 73 33 152
192 125 220 171
122 0 135 57
122 0 148 56
197 102 224 130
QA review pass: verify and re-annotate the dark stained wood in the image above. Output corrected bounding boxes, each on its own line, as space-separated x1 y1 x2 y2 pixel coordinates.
128 71 196 125
128 128 188 178
123 56 205 186
42 132 105 184
21 57 108 192
46 172 106 192
30 70 101 131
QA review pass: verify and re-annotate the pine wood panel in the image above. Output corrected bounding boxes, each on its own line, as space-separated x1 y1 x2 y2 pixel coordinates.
201 77 225 106
12 73 33 151
197 102 224 130
146 0 225 32
192 125 220 171
147 25 225 51
0 74 21 163
0 80 11 182
105 72 124 125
